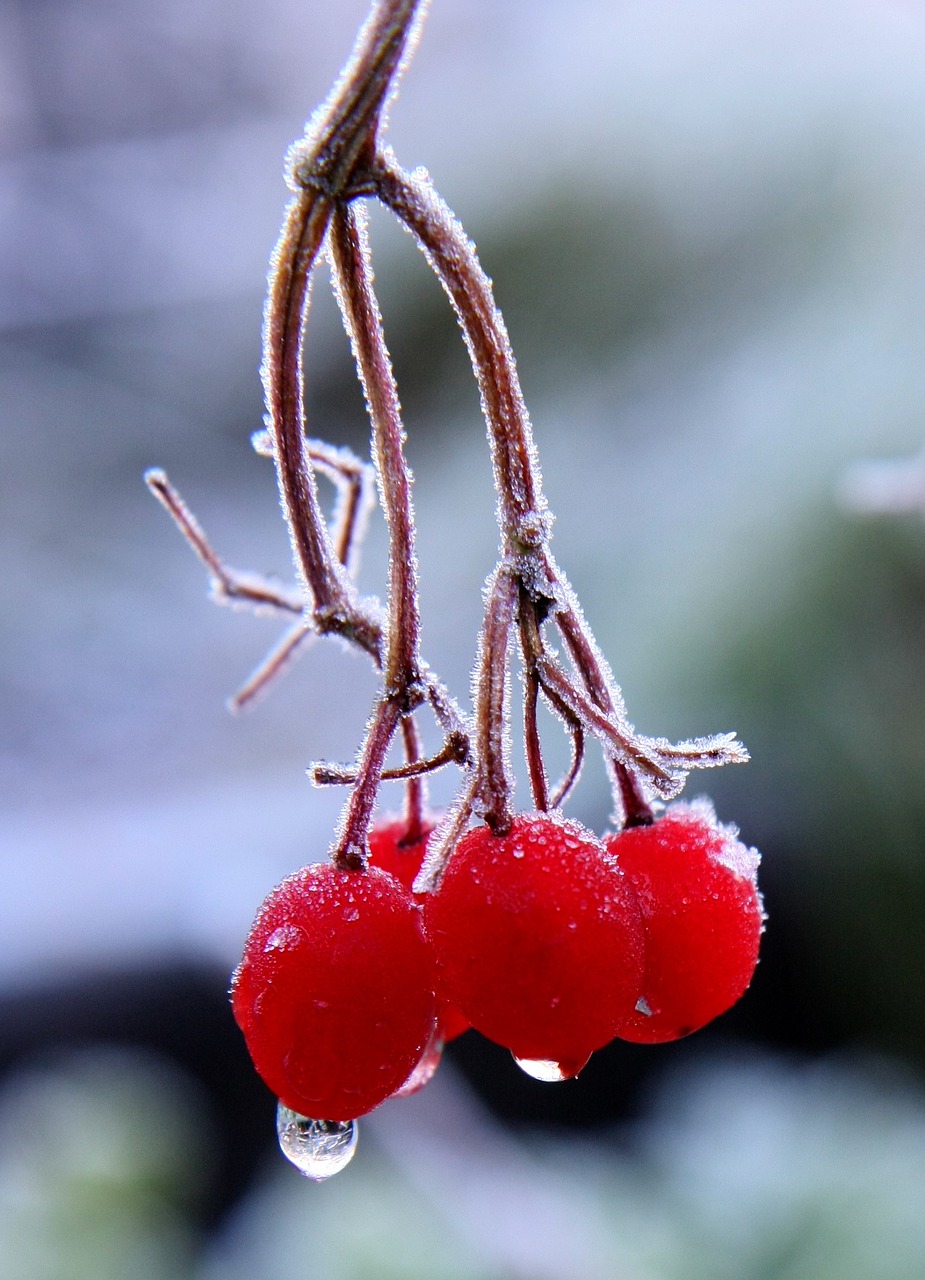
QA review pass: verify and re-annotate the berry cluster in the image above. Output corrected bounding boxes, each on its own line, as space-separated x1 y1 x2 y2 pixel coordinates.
231 802 763 1122
151 0 765 1179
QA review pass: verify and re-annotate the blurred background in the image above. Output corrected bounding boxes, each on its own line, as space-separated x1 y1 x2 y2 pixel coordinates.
2 0 925 1275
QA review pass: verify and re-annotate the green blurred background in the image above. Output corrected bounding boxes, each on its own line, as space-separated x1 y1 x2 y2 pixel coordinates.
1 0 924 1275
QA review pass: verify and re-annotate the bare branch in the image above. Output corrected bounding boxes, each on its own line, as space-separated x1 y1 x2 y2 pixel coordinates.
145 469 303 615
260 2 425 665
549 725 585 811
229 622 315 711
310 734 468 788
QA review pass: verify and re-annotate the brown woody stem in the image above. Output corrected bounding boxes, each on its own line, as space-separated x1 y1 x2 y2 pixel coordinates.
375 154 652 825
260 0 425 665
473 568 518 832
327 200 427 861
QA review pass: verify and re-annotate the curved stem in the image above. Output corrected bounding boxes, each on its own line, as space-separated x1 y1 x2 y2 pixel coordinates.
262 195 352 618
374 157 546 550
329 203 422 693
553 587 653 823
549 725 585 810
375 155 653 824
260 0 425 663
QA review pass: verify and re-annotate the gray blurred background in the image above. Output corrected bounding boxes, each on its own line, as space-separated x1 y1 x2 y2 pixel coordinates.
2 0 925 1276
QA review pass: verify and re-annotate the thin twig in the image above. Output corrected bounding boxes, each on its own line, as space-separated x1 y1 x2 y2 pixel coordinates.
230 622 314 711
549 725 585 810
518 584 549 812
311 736 467 787
400 714 425 840
145 470 303 615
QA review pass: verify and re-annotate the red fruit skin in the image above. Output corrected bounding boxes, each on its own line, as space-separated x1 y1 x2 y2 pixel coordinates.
423 812 645 1065
605 803 764 1043
231 863 436 1122
368 816 470 1043
368 817 433 895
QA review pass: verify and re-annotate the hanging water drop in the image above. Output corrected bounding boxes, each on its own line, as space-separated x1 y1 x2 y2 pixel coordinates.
513 1055 569 1083
395 1029 444 1098
276 1104 358 1179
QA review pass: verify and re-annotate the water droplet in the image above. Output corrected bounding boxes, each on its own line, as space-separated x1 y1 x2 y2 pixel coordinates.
395 1031 444 1097
513 1055 570 1082
635 996 653 1017
276 1104 358 1179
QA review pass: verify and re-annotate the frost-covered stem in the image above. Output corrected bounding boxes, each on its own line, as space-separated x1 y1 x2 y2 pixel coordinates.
549 725 585 810
518 586 549 812
400 714 425 840
535 655 672 792
329 203 422 694
414 772 479 895
260 0 424 663
311 735 464 788
328 200 426 861
374 158 545 549
375 156 653 822
334 698 403 870
474 568 518 833
230 621 313 711
263 196 371 638
522 669 548 811
554 606 652 824
145 469 304 615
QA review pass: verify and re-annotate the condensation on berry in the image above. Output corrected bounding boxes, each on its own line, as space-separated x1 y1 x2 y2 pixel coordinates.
712 835 761 883
264 924 302 952
513 1055 571 1083
276 1104 358 1179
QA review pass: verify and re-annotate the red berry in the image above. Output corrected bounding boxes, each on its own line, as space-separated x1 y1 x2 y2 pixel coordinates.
368 815 470 1043
368 816 433 895
231 862 436 1121
423 812 645 1066
434 1002 471 1043
604 802 764 1043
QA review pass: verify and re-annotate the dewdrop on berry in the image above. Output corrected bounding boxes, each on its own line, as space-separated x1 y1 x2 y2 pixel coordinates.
276 1106 358 1179
513 1056 589 1083
394 1026 446 1097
